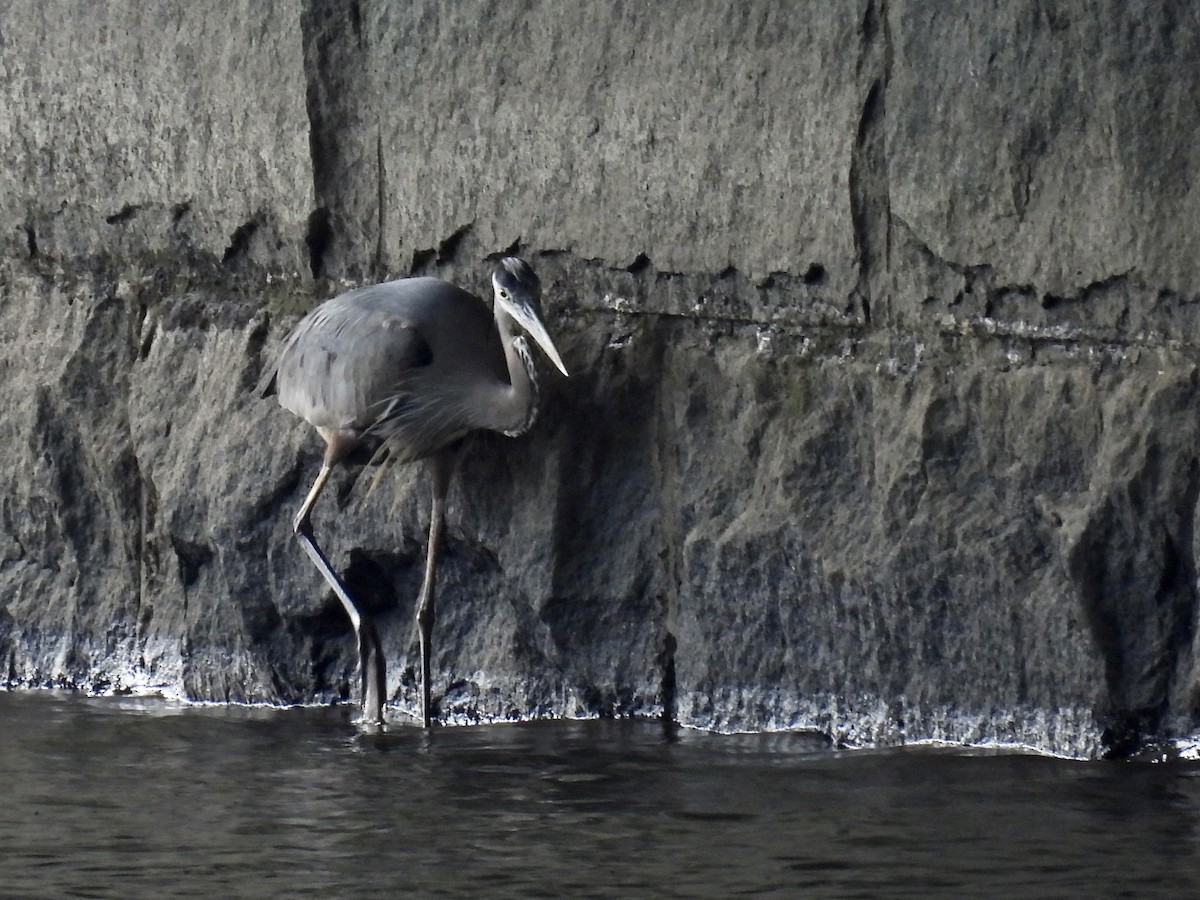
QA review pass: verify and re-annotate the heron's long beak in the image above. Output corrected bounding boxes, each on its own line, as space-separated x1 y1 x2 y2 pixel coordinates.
507 301 569 377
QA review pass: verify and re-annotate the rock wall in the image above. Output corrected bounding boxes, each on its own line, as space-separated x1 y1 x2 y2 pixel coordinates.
2 0 1199 757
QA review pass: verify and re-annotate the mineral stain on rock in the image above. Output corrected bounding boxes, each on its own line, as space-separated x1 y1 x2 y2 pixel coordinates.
1 0 1200 758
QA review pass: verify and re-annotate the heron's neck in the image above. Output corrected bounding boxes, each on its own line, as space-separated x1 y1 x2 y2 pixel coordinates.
494 311 540 437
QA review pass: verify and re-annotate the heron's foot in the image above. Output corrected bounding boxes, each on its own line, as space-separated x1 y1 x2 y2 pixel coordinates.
360 687 385 729
356 709 386 731
359 620 387 727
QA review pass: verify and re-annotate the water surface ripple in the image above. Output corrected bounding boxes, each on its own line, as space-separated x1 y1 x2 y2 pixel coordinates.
2 691 1198 898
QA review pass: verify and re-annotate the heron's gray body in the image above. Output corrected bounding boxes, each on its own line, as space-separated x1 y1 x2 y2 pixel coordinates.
260 258 567 728
272 278 514 467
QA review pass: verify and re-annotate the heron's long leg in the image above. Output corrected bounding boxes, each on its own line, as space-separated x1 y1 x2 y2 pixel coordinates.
294 463 386 725
416 451 455 728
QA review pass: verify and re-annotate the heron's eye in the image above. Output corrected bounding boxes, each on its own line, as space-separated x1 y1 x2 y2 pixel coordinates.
499 289 510 300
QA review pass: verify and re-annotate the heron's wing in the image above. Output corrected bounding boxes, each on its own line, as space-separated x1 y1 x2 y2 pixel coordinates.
273 292 433 433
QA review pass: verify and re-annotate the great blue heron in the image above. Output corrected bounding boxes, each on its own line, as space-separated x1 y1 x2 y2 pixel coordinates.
259 257 568 727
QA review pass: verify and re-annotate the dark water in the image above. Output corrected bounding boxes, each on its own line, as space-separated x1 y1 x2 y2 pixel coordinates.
3 692 1199 899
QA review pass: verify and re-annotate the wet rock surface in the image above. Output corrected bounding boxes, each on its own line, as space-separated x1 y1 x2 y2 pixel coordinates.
2 1 1199 757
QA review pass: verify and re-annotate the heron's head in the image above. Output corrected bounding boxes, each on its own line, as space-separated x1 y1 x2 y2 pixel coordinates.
491 257 569 377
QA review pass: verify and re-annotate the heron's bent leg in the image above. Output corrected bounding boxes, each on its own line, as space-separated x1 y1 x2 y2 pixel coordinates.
293 465 360 628
293 463 334 536
293 463 386 725
417 452 455 728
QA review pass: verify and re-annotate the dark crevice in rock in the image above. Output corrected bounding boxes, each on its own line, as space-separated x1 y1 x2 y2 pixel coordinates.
498 236 522 259
240 593 284 646
222 218 260 265
296 600 358 701
651 316 684 727
105 204 142 225
301 0 349 278
1039 269 1136 311
803 263 827 286
1069 418 1200 757
341 550 406 619
1165 455 1200 732
304 207 332 278
440 223 475 265
348 0 365 48
849 78 885 325
849 0 892 326
23 224 37 259
374 127 386 278
170 535 213 588
659 630 677 726
856 0 882 72
136 474 160 639
410 246 435 274
411 223 477 275
626 253 652 276
5 644 17 688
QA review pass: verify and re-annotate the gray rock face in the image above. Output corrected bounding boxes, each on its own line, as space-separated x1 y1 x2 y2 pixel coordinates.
2 0 1198 757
